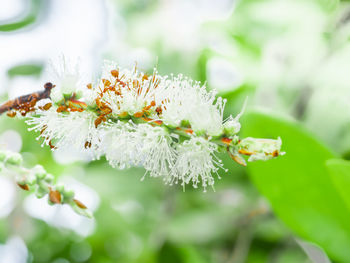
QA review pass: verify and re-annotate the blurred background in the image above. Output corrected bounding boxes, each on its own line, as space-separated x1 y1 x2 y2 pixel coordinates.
1 0 350 262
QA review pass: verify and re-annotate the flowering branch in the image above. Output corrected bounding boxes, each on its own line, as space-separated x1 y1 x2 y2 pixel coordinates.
0 82 53 117
0 61 284 191
0 149 92 218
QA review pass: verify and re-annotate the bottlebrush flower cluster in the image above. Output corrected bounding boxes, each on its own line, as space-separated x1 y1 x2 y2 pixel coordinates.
7 61 283 191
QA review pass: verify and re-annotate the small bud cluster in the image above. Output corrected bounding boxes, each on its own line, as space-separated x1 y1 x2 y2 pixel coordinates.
0 149 91 218
2 61 284 191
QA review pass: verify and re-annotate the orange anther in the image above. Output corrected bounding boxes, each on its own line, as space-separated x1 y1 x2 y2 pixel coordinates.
84 141 92 149
74 199 87 209
154 120 163 125
155 106 162 114
56 106 67 113
6 111 16 118
43 103 52 111
111 69 119 78
221 137 232 146
94 115 106 128
49 189 61 204
228 151 247 167
49 140 57 150
17 183 29 191
272 150 279 157
185 129 193 134
133 112 143 118
238 149 253 156
102 79 111 86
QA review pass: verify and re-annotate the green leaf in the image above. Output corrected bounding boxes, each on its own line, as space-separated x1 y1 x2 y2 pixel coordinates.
0 0 44 32
317 0 339 12
7 64 43 78
240 110 350 262
326 159 350 211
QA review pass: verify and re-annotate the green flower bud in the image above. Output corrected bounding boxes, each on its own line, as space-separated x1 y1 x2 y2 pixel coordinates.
6 153 23 165
45 173 54 184
223 116 241 136
26 174 37 185
239 137 284 162
37 181 50 193
33 165 46 179
56 184 65 193
62 189 75 202
35 191 46 199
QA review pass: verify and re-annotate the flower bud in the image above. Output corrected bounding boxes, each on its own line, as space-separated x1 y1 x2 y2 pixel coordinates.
62 189 75 202
223 116 241 136
56 184 65 193
44 173 54 183
35 190 46 199
6 153 23 165
33 165 46 179
26 174 37 185
239 137 283 162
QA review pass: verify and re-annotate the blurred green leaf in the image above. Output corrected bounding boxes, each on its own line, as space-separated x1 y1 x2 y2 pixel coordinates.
326 159 350 211
7 64 43 78
317 0 339 11
240 110 350 262
158 243 207 263
0 0 43 32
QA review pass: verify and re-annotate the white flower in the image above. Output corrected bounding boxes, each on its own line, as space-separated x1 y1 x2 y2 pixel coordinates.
156 75 226 136
103 121 142 169
103 122 176 178
96 61 164 117
26 108 102 157
49 87 64 104
137 124 177 179
172 137 224 191
47 56 82 100
81 88 98 107
95 62 226 136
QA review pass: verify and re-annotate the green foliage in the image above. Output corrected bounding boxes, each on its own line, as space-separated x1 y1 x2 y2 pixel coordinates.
0 0 44 32
7 64 43 78
3 0 350 261
241 110 350 262
327 159 350 211
318 0 339 11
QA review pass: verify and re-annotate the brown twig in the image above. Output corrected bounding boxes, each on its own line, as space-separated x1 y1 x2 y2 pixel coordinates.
0 82 54 116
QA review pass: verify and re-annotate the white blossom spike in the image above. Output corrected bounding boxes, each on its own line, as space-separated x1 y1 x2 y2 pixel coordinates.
2 61 284 190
